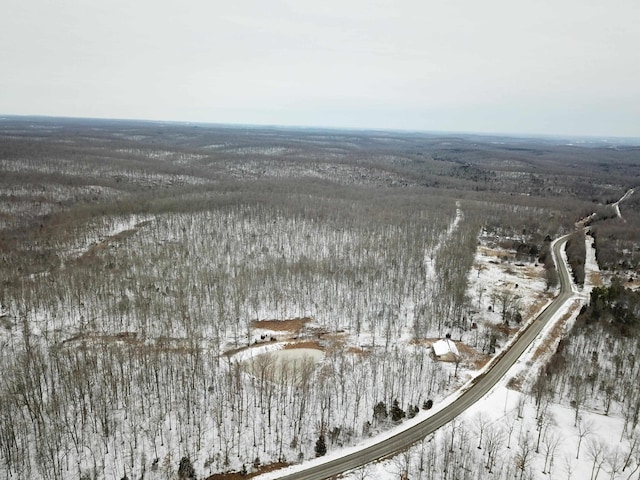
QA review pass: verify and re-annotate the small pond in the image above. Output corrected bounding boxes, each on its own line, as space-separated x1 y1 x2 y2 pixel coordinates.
242 348 324 384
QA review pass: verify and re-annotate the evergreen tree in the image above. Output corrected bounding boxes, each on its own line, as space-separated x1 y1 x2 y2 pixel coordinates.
391 399 406 422
373 401 388 423
178 456 196 480
315 433 327 457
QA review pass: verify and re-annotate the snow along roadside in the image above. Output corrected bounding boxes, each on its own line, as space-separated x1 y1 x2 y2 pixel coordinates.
257 236 582 479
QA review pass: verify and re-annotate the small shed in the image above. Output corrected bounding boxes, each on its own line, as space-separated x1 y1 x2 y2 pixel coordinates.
432 338 460 361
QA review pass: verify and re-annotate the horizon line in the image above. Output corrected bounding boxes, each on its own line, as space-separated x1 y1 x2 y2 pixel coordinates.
2 113 640 145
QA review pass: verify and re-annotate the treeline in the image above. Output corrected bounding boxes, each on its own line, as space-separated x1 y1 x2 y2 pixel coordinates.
591 195 640 272
565 231 587 286
575 280 640 336
532 281 640 438
3 119 636 225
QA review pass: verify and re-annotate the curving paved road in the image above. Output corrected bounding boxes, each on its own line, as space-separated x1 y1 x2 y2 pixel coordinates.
275 235 576 480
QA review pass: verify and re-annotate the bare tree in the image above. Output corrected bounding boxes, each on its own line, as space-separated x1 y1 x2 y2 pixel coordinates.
484 424 504 474
495 289 518 325
504 411 518 449
605 446 623 480
351 465 372 480
587 438 608 480
392 450 411 480
576 416 595 460
515 432 534 480
563 453 575 480
474 412 489 450
622 428 640 474
535 403 552 454
541 430 562 475
571 376 587 427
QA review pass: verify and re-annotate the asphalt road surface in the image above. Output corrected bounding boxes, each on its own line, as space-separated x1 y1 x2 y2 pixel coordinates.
275 235 576 480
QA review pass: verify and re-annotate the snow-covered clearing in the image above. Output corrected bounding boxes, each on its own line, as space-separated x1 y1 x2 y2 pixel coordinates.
240 346 325 385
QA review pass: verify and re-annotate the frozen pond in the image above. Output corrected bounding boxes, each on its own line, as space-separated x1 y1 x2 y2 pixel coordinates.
242 347 324 384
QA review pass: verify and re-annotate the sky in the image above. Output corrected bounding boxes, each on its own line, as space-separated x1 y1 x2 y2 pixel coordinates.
1 0 639 137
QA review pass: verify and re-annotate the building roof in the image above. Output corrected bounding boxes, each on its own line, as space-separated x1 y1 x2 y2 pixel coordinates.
433 338 460 357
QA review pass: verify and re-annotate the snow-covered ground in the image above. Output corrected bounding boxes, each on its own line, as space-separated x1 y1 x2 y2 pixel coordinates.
5 202 631 480
337 233 638 480
252 236 577 479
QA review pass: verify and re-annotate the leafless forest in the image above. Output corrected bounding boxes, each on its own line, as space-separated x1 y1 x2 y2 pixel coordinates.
0 117 638 479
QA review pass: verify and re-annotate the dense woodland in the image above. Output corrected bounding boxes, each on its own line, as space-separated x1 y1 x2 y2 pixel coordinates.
0 117 638 479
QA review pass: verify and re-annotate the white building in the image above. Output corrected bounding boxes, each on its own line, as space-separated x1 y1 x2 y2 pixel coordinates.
432 338 460 361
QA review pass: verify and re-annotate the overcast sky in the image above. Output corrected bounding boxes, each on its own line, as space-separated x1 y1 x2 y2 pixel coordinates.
2 0 639 137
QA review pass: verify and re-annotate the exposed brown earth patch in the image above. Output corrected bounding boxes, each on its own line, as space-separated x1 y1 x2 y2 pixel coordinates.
521 265 542 279
526 295 553 317
588 271 604 287
478 245 514 260
490 322 518 337
315 330 348 347
531 300 580 361
251 317 312 332
283 340 323 351
347 346 370 355
205 462 291 479
410 337 438 347
507 300 582 392
456 342 491 370
627 278 640 290
472 355 492 370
